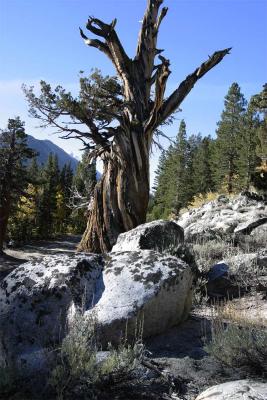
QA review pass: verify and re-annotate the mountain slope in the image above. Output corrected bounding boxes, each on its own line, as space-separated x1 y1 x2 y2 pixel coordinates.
27 135 79 171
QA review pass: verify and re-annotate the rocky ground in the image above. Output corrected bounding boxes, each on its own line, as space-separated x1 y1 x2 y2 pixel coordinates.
0 193 266 400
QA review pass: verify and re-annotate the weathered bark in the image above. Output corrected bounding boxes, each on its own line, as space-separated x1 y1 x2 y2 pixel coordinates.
79 130 150 252
77 0 231 252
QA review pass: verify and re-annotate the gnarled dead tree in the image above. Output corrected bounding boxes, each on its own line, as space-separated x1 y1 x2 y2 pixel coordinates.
25 0 230 253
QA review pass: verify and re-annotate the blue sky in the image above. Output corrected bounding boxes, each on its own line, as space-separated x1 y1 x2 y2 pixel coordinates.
0 0 266 182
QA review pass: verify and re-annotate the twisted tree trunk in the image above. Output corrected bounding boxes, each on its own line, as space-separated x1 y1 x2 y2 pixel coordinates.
77 0 230 252
79 130 150 252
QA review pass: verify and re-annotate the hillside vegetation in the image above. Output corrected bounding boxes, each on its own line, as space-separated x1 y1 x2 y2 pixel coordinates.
149 83 267 221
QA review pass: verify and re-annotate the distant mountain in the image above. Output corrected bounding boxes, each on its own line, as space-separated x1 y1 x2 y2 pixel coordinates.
27 135 79 171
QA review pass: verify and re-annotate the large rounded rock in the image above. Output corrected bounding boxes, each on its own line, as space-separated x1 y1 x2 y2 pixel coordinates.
0 254 104 369
88 250 193 346
112 220 184 253
0 244 194 370
195 380 267 400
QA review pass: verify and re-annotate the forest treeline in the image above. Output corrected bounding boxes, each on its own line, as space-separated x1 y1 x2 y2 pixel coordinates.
1 82 266 250
0 118 96 250
149 82 267 220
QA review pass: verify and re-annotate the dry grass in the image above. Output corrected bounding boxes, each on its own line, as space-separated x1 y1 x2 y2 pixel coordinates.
205 297 267 378
191 239 240 273
211 295 267 328
49 313 145 400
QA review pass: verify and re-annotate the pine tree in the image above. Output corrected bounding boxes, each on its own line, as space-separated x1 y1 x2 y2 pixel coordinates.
152 150 167 193
192 136 215 195
151 148 174 219
236 104 260 190
250 84 267 192
56 162 74 232
38 153 60 237
214 83 246 193
0 117 35 251
250 84 267 164
152 120 200 218
172 120 195 214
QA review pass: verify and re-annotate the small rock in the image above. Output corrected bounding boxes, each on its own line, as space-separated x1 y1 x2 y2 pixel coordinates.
207 262 229 281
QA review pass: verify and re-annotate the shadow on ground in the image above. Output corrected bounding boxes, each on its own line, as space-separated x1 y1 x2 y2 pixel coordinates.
146 315 211 360
145 312 245 400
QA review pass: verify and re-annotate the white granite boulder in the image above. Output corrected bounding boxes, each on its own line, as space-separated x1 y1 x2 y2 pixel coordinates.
0 254 104 369
88 249 193 346
0 222 195 371
112 220 184 253
195 380 267 400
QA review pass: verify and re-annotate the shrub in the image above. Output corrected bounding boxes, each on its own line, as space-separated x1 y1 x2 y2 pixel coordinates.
191 240 239 273
49 313 145 400
237 232 267 252
205 309 267 377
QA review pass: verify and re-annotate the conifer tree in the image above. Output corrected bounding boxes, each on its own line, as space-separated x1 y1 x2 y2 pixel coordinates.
250 84 267 164
214 83 246 193
152 147 174 219
172 120 190 213
0 117 35 252
192 136 215 195
250 84 267 192
56 162 74 232
38 153 60 237
236 104 260 190
152 120 200 218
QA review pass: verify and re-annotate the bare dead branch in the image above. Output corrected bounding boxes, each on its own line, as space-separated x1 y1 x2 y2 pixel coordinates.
145 55 171 133
82 18 131 82
159 47 231 124
79 28 112 60
155 6 168 31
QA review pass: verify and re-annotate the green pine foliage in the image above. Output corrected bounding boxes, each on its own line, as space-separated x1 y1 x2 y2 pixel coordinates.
250 84 267 192
236 105 260 190
7 148 97 243
150 82 265 220
0 117 35 251
213 82 247 193
37 154 60 237
151 121 204 219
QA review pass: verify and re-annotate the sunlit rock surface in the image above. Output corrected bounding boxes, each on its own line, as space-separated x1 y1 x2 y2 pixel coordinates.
195 380 267 400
